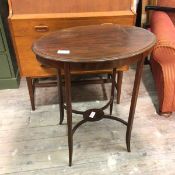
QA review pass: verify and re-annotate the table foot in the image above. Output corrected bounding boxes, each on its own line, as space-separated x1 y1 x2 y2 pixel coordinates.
26 77 35 111
68 139 73 166
126 134 131 152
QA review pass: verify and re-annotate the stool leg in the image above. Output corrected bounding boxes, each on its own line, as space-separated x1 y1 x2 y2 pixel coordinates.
64 64 73 166
57 69 64 125
126 57 145 152
110 68 117 115
116 71 123 104
26 77 35 111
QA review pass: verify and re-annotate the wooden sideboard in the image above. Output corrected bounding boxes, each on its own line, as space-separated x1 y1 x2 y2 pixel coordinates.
8 0 136 78
8 0 136 110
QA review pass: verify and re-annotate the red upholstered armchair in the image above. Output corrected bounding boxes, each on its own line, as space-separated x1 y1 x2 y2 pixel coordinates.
145 0 175 116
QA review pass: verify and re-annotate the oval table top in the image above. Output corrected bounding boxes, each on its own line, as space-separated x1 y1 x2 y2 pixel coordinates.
32 24 156 64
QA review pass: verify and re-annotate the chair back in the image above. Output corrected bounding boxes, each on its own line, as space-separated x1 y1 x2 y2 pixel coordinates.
157 0 175 24
157 0 175 7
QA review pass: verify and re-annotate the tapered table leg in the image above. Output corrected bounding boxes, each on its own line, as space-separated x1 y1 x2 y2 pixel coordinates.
57 69 64 125
26 77 35 111
126 57 145 152
64 64 73 166
117 71 123 104
110 68 116 115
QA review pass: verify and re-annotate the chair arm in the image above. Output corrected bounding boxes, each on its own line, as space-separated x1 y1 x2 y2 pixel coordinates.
151 11 175 63
154 41 175 52
145 5 175 13
153 40 175 63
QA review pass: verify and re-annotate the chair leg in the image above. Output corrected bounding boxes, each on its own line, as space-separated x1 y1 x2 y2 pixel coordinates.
158 111 172 117
116 71 123 104
26 77 35 111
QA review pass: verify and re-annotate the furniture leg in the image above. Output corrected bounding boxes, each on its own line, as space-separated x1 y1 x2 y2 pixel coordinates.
110 68 116 115
64 64 73 166
101 76 108 100
26 77 35 111
57 69 64 125
107 73 111 79
126 57 145 152
116 71 123 104
159 111 172 117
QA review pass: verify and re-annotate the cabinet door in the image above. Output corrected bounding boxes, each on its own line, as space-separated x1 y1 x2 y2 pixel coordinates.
0 54 11 78
0 33 5 52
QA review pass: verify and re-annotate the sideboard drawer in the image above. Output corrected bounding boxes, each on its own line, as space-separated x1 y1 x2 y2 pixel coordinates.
0 33 5 52
10 14 135 37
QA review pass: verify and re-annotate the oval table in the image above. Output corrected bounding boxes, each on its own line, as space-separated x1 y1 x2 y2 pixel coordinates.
32 24 156 166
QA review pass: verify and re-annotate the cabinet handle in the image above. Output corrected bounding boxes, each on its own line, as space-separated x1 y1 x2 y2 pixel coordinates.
34 25 49 32
101 23 113 25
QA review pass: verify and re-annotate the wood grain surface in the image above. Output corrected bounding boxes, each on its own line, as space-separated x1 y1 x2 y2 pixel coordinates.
10 0 131 14
33 24 156 63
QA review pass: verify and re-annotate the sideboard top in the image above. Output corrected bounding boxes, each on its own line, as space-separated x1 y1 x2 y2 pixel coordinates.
9 0 132 14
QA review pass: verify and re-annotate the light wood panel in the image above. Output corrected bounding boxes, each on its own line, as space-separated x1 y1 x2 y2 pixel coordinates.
10 0 131 14
11 13 135 37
